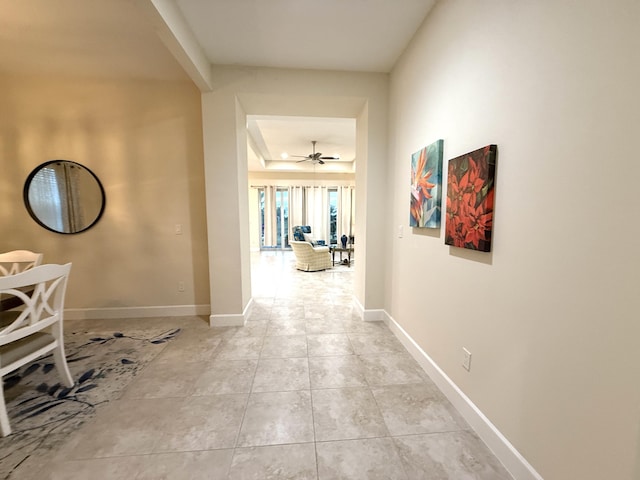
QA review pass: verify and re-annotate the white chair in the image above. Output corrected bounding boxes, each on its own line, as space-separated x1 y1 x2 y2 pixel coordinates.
0 263 74 436
0 250 44 276
290 240 332 271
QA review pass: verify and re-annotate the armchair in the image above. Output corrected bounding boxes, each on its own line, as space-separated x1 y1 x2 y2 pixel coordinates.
289 241 332 272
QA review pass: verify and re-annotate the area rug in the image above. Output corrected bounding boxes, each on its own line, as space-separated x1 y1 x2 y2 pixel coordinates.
0 325 181 479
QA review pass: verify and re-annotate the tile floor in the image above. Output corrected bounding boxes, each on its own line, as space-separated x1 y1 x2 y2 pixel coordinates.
27 251 512 479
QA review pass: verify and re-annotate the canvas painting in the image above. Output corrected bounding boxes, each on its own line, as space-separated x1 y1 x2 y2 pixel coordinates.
410 139 444 228
445 144 497 252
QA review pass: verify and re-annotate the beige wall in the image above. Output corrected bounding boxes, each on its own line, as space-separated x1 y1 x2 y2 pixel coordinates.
0 73 210 317
387 1 640 479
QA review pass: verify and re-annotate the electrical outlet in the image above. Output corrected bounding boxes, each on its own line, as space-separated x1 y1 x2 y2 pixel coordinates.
178 281 185 292
462 347 472 371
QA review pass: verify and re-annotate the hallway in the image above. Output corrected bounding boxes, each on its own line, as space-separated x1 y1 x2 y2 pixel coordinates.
17 252 511 479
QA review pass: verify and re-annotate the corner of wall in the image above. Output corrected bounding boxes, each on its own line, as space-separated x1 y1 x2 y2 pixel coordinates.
352 295 385 322
209 297 253 327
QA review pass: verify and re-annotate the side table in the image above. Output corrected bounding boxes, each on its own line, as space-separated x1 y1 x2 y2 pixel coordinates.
329 245 354 267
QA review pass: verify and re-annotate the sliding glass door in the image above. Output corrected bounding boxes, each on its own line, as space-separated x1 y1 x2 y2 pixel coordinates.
328 188 338 244
258 187 289 249
256 185 354 250
277 188 289 248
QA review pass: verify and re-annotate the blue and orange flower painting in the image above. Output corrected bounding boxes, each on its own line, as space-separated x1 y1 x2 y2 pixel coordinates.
410 139 444 228
445 144 497 252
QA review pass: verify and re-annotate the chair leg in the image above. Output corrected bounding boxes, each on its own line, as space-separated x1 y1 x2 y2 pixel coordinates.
0 384 11 437
51 322 74 387
53 343 74 388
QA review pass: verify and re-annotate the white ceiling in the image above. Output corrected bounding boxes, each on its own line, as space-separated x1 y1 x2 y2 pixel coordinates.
247 116 356 173
0 0 436 172
174 0 435 73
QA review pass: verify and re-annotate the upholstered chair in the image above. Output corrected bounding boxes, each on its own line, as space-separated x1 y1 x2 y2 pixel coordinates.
289 241 331 271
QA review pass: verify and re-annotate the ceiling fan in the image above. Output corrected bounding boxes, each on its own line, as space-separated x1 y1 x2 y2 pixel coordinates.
292 140 339 165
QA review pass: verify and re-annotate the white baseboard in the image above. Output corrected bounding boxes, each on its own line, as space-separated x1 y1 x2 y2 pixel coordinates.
352 296 384 322
209 298 253 327
65 304 210 320
384 311 543 480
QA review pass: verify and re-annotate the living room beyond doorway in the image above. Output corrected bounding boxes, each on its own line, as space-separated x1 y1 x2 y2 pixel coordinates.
251 250 354 299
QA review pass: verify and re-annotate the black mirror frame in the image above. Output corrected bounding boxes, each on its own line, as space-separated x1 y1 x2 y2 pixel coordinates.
23 160 106 235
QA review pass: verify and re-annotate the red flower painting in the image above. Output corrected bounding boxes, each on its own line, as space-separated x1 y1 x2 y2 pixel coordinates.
445 145 497 252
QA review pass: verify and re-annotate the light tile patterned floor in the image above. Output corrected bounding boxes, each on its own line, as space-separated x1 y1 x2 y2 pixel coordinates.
28 251 512 479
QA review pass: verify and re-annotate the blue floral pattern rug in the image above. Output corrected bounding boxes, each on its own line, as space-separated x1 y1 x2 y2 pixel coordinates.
0 326 181 479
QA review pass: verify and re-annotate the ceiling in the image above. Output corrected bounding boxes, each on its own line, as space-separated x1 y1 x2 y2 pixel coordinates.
0 0 436 172
174 0 435 73
246 116 356 173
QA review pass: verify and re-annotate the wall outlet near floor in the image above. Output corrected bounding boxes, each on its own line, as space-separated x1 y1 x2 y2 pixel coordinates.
462 347 472 371
178 281 185 292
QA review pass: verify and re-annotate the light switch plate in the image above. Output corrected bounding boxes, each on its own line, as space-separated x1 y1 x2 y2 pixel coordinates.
462 347 472 371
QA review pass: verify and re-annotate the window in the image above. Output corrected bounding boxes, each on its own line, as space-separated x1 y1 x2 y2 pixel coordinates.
255 185 353 250
258 187 289 249
328 188 338 244
276 188 289 248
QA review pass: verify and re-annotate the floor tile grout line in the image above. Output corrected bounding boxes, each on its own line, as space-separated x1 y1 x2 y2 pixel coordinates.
232 315 267 451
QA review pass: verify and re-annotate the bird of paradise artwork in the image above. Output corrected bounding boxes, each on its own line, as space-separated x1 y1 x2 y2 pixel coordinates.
445 144 497 252
410 139 444 228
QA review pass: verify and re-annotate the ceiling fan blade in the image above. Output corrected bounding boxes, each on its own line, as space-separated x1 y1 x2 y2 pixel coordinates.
288 142 337 164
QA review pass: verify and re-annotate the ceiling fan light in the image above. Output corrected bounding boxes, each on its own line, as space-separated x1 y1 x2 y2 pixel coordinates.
280 152 289 159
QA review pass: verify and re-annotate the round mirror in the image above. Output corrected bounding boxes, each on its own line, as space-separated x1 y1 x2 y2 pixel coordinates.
23 160 106 234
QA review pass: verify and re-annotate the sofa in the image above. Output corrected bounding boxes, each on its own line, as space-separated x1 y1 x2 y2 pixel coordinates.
289 241 332 271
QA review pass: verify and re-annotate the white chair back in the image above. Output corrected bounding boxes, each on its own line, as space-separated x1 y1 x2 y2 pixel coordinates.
0 263 74 436
0 263 71 342
0 250 44 276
